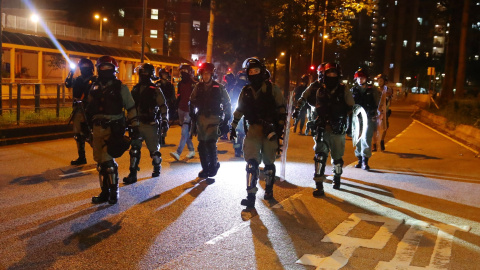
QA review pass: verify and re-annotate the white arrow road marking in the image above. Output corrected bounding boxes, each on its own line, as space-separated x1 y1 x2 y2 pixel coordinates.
297 213 403 270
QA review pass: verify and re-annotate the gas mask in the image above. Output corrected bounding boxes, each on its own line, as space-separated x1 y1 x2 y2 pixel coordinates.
80 67 93 77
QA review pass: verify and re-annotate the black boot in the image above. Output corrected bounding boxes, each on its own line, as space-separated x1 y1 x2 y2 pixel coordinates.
109 182 119 204
71 137 87 165
151 151 162 177
333 175 341 190
313 181 325 197
198 141 210 178
207 141 220 177
362 157 370 170
92 174 109 204
152 165 161 177
123 169 137 184
372 144 377 152
354 156 363 168
380 140 385 151
241 193 256 208
264 185 274 200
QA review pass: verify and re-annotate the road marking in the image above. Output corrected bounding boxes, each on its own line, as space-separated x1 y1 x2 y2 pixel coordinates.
297 213 403 269
414 120 479 155
376 222 470 270
59 168 97 177
205 221 250 245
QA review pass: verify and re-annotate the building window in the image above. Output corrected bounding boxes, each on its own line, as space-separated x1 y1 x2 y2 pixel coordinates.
151 48 158 53
193 20 200 31
416 41 421 47
118 29 124 37
150 30 158 38
119 9 125 18
151 9 159 20
417 17 423 25
403 40 407 47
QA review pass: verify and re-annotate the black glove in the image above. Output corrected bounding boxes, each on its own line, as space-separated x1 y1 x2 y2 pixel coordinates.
161 119 169 134
292 108 300 119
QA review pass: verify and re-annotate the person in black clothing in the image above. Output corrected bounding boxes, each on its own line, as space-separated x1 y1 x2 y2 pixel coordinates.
156 68 175 145
350 68 380 170
231 71 248 157
65 58 96 165
293 74 310 134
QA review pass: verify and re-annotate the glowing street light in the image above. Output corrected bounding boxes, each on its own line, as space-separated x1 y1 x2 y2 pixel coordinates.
30 14 39 32
94 14 108 41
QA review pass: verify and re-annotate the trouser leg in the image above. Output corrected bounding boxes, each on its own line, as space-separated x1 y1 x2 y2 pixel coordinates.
207 140 220 177
71 133 87 165
197 140 210 178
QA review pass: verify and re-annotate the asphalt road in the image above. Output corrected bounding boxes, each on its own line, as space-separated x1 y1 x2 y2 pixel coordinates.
1 101 479 270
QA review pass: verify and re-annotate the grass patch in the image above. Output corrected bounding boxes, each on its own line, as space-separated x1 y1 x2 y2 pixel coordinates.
0 107 72 128
427 99 480 128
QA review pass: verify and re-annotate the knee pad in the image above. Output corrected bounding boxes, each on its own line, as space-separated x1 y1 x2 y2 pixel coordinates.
151 151 162 165
314 153 327 176
332 158 344 175
264 164 276 186
102 160 118 174
129 147 141 158
246 159 259 190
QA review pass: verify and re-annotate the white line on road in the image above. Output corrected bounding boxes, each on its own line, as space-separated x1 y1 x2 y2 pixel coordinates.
414 120 479 155
59 168 97 177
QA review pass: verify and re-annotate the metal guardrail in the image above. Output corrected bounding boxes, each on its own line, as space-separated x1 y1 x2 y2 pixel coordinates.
0 83 71 126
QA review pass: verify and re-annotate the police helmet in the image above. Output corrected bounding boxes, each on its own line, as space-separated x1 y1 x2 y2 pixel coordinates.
301 74 310 84
96 55 119 71
198 62 216 75
78 58 94 73
223 73 235 84
324 62 342 77
179 63 194 75
375 73 388 82
242 57 266 76
317 62 327 81
237 70 247 81
354 68 369 79
136 63 156 79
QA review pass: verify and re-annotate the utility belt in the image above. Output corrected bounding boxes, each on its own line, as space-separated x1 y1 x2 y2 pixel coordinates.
138 115 158 125
315 116 348 135
248 119 277 141
93 118 124 129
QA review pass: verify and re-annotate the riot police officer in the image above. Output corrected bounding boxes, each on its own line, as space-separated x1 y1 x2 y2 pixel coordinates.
157 68 175 145
170 63 196 161
65 58 96 165
294 63 354 194
86 56 138 204
230 57 286 208
123 63 168 184
293 74 310 134
351 68 380 170
189 62 231 178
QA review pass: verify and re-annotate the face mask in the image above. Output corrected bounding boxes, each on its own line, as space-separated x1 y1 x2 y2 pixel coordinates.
324 76 339 89
80 67 93 77
248 74 263 88
180 72 190 80
139 74 151 82
98 70 115 81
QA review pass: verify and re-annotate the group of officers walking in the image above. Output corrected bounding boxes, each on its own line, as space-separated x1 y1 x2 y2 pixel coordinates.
66 55 391 210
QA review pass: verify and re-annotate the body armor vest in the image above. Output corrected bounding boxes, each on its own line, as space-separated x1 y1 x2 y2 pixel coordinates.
315 84 350 134
73 75 95 101
241 81 276 123
88 79 123 116
132 82 158 123
351 85 377 117
196 81 224 117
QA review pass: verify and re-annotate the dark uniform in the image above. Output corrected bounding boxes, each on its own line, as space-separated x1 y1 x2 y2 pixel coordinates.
351 68 380 170
189 62 231 178
123 63 168 184
231 58 286 208
65 58 96 165
295 63 354 195
86 56 138 205
156 68 175 145
293 74 310 134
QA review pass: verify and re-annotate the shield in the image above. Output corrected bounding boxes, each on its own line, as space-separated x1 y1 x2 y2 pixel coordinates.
375 87 388 149
351 104 368 147
279 91 294 181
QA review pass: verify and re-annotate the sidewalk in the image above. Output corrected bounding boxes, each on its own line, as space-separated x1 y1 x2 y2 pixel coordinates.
159 120 480 269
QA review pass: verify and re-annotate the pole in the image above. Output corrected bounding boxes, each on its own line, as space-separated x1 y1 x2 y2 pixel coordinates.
321 0 328 63
310 0 320 66
206 0 215 62
140 0 147 63
99 20 102 41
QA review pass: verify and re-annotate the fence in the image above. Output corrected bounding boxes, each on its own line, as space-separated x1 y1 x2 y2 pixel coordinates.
0 83 73 127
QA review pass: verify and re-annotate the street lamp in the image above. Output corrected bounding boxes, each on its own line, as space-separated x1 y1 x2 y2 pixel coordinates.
168 37 173 56
30 14 39 33
94 14 108 41
273 52 286 83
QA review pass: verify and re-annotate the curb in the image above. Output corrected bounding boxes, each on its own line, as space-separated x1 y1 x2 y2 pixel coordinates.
0 124 73 146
